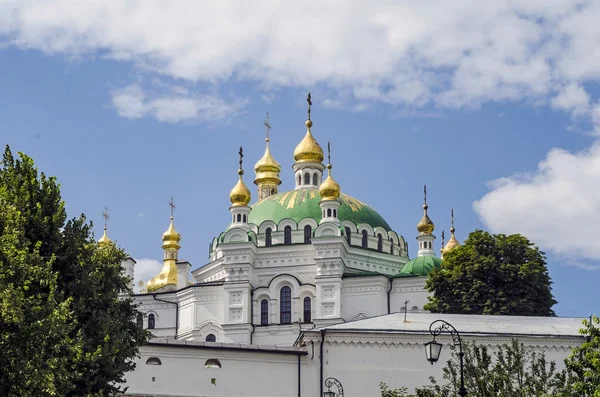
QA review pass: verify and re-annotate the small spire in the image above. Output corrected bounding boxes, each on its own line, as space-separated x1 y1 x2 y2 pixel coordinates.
442 208 460 256
441 230 445 256
169 196 176 220
327 141 331 166
450 208 455 234
319 141 341 201
307 92 312 121
98 205 112 247
423 184 428 211
264 112 271 143
416 184 435 235
238 146 244 175
230 146 251 206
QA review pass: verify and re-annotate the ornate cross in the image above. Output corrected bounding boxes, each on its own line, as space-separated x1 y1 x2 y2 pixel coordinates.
264 112 271 141
327 141 331 164
424 184 427 205
169 197 176 219
441 230 445 246
451 208 454 228
307 92 312 120
102 206 109 229
238 146 244 170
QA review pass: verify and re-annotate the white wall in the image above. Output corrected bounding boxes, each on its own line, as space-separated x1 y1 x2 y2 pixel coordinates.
124 343 309 397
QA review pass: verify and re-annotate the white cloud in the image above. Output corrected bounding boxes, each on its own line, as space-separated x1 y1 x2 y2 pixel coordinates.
132 258 163 293
551 84 590 117
474 142 600 266
111 84 244 123
1 0 600 117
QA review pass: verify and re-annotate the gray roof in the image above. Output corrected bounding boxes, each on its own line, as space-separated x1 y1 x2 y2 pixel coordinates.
310 313 586 338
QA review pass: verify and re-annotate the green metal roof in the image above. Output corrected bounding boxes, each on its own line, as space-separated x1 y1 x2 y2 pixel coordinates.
400 255 443 276
248 188 392 230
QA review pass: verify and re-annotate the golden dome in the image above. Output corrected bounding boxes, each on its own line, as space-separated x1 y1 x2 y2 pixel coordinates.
319 164 341 201
98 226 112 248
293 120 324 163
442 209 460 256
417 185 434 235
162 217 181 250
230 169 251 207
254 138 281 185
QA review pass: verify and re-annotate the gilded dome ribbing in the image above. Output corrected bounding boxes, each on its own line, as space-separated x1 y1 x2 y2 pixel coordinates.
230 169 251 207
319 164 341 201
254 138 281 185
442 209 460 256
417 185 434 235
162 217 181 250
293 120 324 163
98 227 112 248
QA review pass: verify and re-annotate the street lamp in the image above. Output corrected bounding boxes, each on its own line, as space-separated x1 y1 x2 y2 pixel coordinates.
323 377 344 397
424 320 468 397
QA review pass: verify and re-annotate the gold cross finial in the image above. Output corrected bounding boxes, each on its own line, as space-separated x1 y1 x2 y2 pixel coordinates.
102 206 109 229
307 92 312 121
238 146 244 170
327 141 331 165
169 197 176 219
424 184 427 205
264 112 271 142
450 208 455 234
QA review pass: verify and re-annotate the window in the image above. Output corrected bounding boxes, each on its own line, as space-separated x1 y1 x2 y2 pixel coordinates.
298 174 302 186
265 228 272 247
429 241 432 249
243 214 247 223
261 299 269 325
146 357 162 365
345 227 351 245
206 333 216 342
390 239 394 255
333 209 337 218
148 313 155 329
284 226 292 245
411 306 419 312
327 208 331 217
362 230 368 248
377 234 383 252
205 359 222 368
312 173 318 185
304 173 310 185
303 297 312 323
236 214 241 222
280 286 292 324
136 312 143 329
304 225 312 244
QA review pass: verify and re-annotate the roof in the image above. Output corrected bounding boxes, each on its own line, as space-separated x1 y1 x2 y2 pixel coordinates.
249 187 392 230
310 312 586 338
148 338 307 355
400 255 443 276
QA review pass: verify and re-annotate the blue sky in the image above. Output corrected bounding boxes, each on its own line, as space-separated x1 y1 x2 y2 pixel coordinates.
1 1 599 317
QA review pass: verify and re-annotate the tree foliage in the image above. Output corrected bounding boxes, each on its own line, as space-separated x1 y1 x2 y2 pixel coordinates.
424 230 556 316
0 145 148 396
563 315 600 396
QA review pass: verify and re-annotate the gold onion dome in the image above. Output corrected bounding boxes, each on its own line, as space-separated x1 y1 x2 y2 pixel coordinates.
254 137 281 184
417 185 434 235
230 147 252 207
162 217 181 250
98 226 112 248
442 209 460 256
293 120 324 163
319 163 341 200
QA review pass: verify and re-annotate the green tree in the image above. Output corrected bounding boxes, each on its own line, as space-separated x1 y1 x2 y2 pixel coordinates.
414 340 568 397
0 145 148 396
0 190 80 396
563 315 600 396
380 382 415 397
424 230 556 316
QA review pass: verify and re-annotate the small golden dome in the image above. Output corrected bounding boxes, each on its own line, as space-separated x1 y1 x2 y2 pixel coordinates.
230 169 251 207
319 164 341 201
98 227 112 248
162 217 181 250
293 120 324 163
417 185 434 235
254 138 281 185
442 209 460 256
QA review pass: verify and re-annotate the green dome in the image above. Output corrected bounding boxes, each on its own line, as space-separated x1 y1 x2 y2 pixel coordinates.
400 255 443 276
248 188 392 230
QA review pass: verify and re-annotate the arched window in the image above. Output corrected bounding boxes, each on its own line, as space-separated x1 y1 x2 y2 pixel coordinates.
303 297 312 323
312 173 318 185
284 226 292 245
429 241 432 249
345 227 351 245
136 312 143 329
148 313 155 329
327 208 332 217
377 234 383 252
205 334 216 342
304 173 310 185
260 299 269 325
411 306 419 312
243 214 247 223
265 228 272 247
333 209 337 218
280 286 292 324
304 225 312 244
362 230 368 248
146 357 162 365
390 239 394 255
298 174 302 186
236 214 241 222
